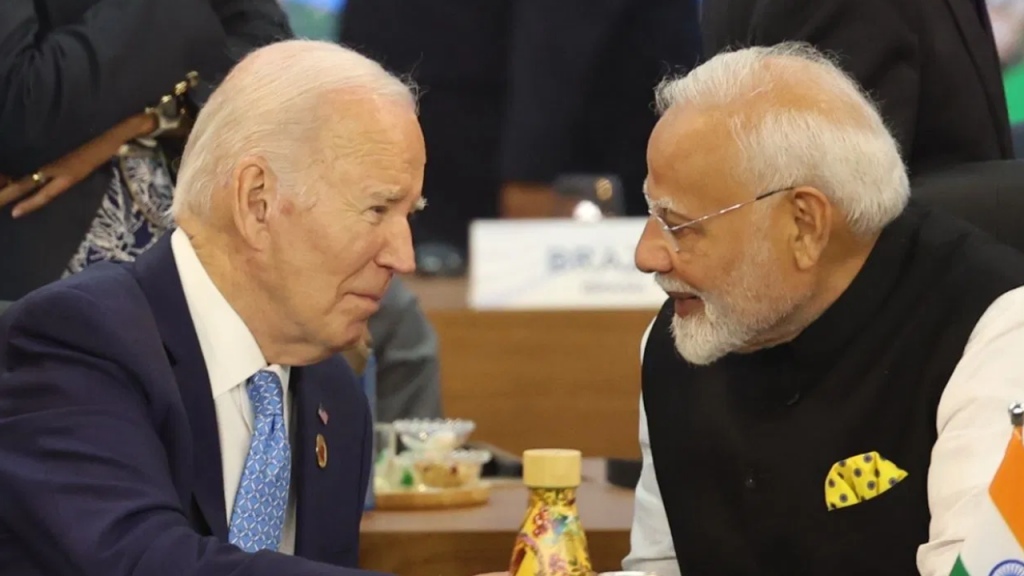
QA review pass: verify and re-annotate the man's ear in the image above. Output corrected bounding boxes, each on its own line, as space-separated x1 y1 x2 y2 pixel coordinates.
230 156 277 249
789 187 832 270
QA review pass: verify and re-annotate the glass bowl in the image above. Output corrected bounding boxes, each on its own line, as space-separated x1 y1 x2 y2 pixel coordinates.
392 418 476 454
400 448 493 489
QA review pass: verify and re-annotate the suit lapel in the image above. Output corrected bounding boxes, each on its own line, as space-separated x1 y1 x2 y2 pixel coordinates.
943 0 1012 145
292 366 326 557
292 361 368 561
133 235 228 541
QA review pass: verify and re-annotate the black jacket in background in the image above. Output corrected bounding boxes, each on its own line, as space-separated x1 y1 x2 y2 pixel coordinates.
701 0 1015 177
340 0 701 246
0 0 291 301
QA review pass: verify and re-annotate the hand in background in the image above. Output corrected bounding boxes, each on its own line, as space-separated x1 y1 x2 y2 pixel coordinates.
0 113 157 218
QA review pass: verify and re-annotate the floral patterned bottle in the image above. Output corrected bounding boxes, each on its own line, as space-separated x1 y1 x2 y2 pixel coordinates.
510 449 592 576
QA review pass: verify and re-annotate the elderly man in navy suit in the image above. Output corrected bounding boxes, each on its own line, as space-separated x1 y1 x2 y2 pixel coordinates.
0 39 424 576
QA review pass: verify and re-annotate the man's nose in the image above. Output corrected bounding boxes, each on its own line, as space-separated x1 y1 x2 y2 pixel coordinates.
635 219 674 274
379 219 416 274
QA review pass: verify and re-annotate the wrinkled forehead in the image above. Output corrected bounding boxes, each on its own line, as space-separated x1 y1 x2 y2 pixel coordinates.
320 97 426 198
645 106 750 215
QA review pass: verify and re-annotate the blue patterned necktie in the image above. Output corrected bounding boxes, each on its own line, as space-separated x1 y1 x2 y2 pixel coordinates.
228 370 291 552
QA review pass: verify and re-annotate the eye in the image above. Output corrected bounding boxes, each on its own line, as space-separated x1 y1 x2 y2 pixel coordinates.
661 210 693 230
672 224 702 246
370 205 389 217
652 206 679 226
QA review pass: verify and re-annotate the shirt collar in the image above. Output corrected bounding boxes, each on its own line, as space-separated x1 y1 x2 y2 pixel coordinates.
170 228 286 397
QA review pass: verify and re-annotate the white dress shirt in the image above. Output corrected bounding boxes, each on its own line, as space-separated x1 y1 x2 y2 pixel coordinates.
622 286 1024 576
171 228 298 555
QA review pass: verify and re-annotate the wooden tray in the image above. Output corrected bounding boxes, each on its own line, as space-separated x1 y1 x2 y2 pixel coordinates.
374 482 492 511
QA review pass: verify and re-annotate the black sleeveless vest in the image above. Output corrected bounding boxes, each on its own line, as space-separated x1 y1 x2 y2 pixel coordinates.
641 201 1024 576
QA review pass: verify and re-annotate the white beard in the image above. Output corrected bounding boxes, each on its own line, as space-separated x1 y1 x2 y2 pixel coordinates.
655 242 806 365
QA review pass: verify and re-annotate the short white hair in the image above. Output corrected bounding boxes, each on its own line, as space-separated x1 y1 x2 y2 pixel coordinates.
654 42 909 235
172 40 417 219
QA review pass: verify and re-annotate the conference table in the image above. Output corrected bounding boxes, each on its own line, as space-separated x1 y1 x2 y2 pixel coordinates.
360 459 634 576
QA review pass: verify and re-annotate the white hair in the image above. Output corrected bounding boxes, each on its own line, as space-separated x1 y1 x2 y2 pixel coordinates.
172 40 417 219
654 42 909 235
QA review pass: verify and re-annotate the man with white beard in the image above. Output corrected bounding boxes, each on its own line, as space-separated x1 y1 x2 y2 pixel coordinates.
623 43 1024 576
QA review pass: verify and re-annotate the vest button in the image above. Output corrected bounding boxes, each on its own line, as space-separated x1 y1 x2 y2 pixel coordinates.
744 474 757 489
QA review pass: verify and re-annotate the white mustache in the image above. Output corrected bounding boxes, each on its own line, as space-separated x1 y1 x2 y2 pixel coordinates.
655 274 702 298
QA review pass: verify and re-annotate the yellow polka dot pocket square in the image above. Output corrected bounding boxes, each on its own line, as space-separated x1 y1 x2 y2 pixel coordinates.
824 451 908 511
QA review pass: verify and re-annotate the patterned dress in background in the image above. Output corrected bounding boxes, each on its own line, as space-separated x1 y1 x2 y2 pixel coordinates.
64 142 176 276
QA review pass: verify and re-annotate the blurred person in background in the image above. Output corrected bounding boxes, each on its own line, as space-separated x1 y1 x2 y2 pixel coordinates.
368 277 443 422
340 0 701 276
279 0 346 41
0 0 291 303
990 0 1024 67
988 0 1024 155
701 0 1016 175
343 276 444 424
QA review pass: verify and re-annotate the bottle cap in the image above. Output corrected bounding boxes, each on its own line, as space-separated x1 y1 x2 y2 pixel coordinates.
522 448 582 488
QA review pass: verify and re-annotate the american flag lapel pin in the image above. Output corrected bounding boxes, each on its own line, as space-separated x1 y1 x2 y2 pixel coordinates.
318 403 329 425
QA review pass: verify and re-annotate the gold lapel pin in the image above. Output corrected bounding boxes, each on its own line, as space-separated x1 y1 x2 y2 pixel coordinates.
316 434 328 469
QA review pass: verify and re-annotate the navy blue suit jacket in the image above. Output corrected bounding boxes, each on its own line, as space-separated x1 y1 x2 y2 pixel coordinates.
0 237 388 576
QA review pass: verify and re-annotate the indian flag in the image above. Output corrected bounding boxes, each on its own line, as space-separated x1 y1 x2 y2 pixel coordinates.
950 427 1024 576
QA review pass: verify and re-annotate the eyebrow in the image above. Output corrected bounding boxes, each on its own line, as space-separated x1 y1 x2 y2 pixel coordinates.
369 188 406 203
643 181 694 221
368 187 427 213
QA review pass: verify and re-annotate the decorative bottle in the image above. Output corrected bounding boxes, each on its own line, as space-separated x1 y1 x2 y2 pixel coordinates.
510 449 592 576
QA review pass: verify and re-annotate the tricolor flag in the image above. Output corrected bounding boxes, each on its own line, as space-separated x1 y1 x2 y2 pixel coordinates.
949 412 1024 576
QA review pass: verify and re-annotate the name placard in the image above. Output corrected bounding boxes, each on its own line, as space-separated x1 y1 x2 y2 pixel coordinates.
468 218 666 310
